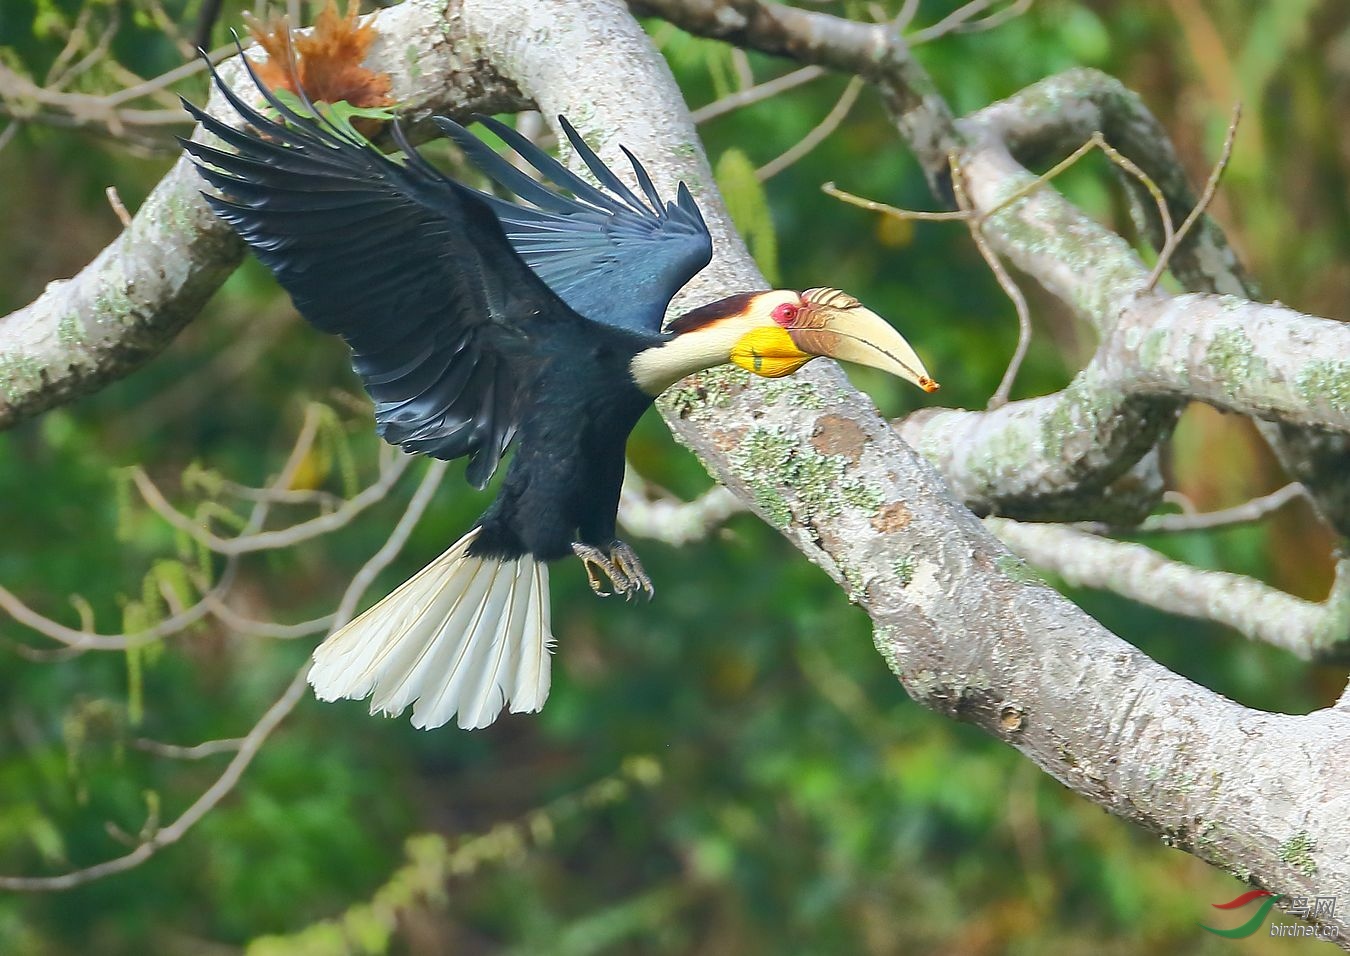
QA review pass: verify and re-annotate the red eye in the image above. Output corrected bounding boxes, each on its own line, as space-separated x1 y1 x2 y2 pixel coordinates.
772 303 800 326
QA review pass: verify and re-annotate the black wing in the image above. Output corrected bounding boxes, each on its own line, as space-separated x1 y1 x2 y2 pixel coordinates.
181 60 580 489
436 115 712 334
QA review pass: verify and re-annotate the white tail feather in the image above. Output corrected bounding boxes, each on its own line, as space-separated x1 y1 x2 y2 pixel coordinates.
308 528 554 730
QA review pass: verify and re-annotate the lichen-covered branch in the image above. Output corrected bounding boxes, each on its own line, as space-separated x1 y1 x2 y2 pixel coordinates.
968 68 1250 298
469 1 1350 938
965 69 1350 537
987 517 1350 662
899 290 1350 520
0 0 525 432
899 378 1175 522
630 0 961 192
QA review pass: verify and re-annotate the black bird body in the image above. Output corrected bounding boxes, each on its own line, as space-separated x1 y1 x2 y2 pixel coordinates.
183 53 937 729
470 322 659 562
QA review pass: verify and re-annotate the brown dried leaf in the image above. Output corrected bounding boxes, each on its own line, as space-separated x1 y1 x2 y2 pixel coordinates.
243 0 391 109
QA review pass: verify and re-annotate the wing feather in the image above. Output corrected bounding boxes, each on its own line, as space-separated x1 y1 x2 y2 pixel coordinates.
434 114 713 333
182 55 583 488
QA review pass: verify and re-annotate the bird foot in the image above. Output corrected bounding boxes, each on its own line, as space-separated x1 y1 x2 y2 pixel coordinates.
571 541 655 601
609 541 655 601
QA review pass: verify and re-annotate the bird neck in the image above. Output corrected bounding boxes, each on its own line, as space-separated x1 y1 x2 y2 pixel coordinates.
628 324 744 396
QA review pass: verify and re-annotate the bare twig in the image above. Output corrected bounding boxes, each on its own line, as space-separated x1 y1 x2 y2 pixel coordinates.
0 582 217 653
822 182 968 221
949 152 1032 408
204 596 333 640
963 0 1034 34
129 453 412 556
0 459 450 891
911 0 995 43
43 5 97 89
1132 483 1305 533
894 0 923 32
730 47 755 89
987 517 1350 662
757 76 864 181
1 41 237 144
1145 102 1242 291
692 65 825 124
910 0 1033 44
105 186 132 227
213 480 345 510
618 469 746 545
132 736 245 760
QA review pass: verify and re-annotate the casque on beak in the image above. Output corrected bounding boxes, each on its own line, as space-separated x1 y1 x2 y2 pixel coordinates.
786 288 939 393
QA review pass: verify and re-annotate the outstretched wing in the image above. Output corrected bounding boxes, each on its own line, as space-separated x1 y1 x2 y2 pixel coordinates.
181 59 580 489
437 115 713 334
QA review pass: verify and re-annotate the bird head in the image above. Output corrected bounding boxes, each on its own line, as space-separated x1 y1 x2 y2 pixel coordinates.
631 287 938 395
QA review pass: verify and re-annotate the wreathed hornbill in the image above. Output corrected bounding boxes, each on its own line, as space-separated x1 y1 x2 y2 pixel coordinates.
182 58 938 730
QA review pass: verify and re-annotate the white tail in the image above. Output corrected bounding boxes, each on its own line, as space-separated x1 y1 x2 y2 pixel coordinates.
308 528 553 730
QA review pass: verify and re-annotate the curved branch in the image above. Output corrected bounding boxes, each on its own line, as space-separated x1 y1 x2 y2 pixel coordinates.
618 469 745 544
899 290 1350 520
969 67 1251 298
0 459 449 891
1126 482 1304 534
476 1 1350 937
129 452 411 555
988 517 1350 662
966 68 1350 538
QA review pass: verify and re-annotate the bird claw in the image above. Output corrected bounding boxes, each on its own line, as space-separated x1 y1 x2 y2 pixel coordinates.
571 541 654 601
609 541 655 601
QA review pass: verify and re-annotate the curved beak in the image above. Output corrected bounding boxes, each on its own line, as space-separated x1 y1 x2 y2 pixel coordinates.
789 304 939 393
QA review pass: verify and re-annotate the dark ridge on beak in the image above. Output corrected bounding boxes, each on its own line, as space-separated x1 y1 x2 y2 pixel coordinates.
667 291 763 333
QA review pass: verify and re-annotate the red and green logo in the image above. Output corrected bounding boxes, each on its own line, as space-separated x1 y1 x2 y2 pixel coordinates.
1199 890 1283 938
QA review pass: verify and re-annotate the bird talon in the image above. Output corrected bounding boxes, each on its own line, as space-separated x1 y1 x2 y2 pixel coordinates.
609 542 655 601
573 543 629 598
572 541 654 600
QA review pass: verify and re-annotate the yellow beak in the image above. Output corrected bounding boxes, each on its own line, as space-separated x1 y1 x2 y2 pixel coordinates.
789 298 939 393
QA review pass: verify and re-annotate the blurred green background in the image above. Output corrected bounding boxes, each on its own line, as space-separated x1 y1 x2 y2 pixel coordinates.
1 1 1348 953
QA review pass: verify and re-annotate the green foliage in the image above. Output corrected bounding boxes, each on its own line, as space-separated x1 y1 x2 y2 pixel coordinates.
714 148 780 284
0 2 1346 955
269 88 397 148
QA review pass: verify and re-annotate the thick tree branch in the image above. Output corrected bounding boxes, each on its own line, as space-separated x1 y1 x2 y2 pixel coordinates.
969 68 1250 298
619 469 745 544
901 290 1350 519
965 68 1350 537
631 0 960 192
469 1 1350 939
988 517 1350 662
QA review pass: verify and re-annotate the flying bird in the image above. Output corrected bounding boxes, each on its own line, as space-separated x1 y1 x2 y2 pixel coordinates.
182 56 938 731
